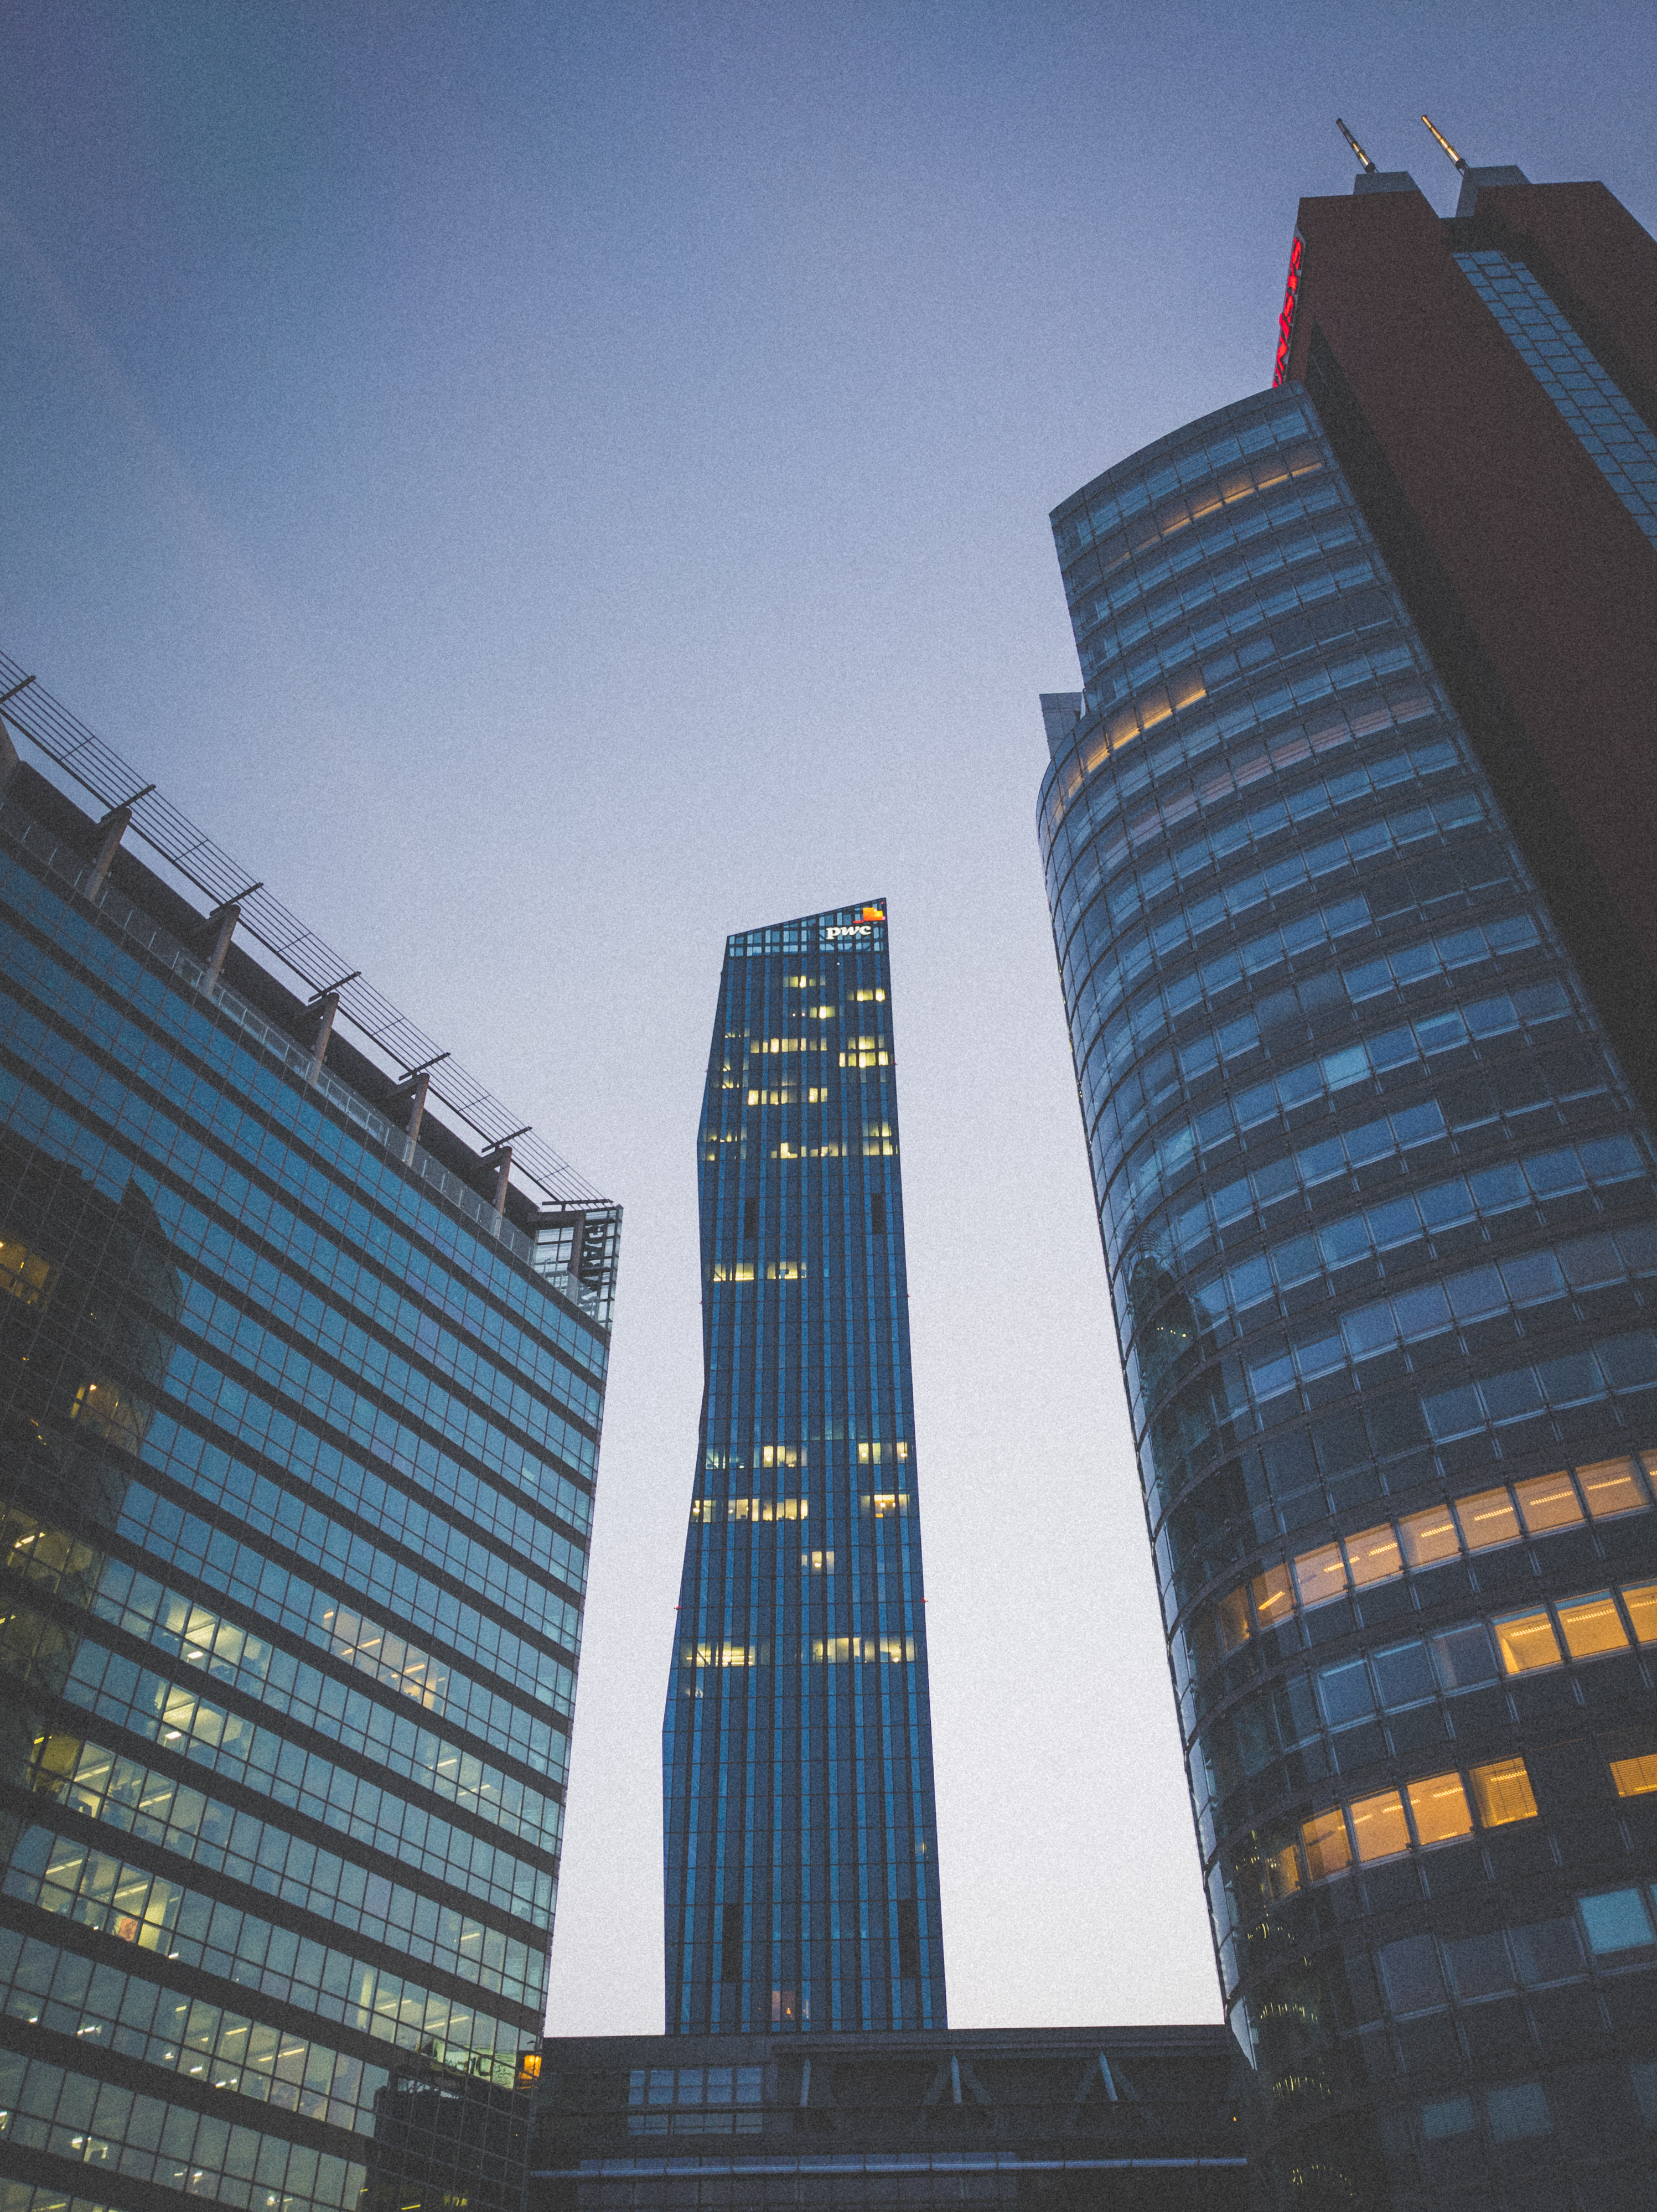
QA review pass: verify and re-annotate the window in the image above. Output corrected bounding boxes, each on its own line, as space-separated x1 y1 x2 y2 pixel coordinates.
1513 1472 1583 1534
1251 1562 1293 1629
1407 1772 1473 1846
1469 1758 1537 1827
1349 1789 1410 1863
1623 1581 1657 1644
1301 1807 1350 1880
1578 1457 1648 1519
1487 2084 1551 2143
1609 1753 1657 1799
1398 1506 1458 1568
1345 1522 1402 1588
1578 1888 1654 1957
1293 1543 1346 1609
1493 1608 1561 1675
1454 1487 1520 1553
1555 1592 1629 1661
1379 1934 1443 2016
0 1236 55 1306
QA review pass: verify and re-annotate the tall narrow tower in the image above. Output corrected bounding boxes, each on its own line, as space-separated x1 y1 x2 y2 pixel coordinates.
662 900 946 2036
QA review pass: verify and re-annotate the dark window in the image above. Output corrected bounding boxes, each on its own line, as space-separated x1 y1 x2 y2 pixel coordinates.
743 1198 756 1240
897 1899 920 1975
721 1903 743 1978
871 1194 886 1236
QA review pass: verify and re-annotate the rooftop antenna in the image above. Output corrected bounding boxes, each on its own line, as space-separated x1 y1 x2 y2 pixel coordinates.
1336 118 1378 174
1421 114 1469 174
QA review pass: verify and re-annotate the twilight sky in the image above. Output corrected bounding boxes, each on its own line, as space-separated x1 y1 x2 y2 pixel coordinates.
4 0 1654 2037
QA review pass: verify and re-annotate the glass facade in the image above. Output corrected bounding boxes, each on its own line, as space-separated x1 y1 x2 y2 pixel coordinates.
662 903 946 2037
1042 388 1657 2204
0 761 615 2212
1454 249 1657 547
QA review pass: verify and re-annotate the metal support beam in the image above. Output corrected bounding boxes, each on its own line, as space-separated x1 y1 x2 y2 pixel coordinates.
202 902 241 992
307 992 340 1084
86 804 133 898
486 1125 533 1231
393 1069 432 1159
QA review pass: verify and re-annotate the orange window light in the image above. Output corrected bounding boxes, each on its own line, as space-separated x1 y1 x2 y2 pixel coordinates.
1407 1771 1474 1847
1555 1592 1630 1661
1349 1789 1411 1863
1344 1523 1403 1588
1513 1472 1584 1534
1215 1586 1251 1655
1609 1754 1657 1799
1454 1487 1521 1552
1398 1506 1459 1568
1493 1608 1562 1676
1620 1581 1657 1646
1292 1543 1348 1610
1251 1563 1293 1629
1578 1458 1648 1520
1469 1757 1537 1826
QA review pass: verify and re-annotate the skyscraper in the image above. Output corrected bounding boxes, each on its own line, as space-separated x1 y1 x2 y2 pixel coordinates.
662 901 946 2038
0 659 618 2212
1039 160 1657 2209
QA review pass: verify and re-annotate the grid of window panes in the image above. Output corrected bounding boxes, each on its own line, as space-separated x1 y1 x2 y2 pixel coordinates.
662 903 946 2037
0 778 609 2212
1041 387 1657 2203
1454 250 1657 547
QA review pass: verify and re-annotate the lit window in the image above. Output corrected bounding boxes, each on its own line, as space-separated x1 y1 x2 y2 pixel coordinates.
1397 1506 1459 1568
1493 1608 1562 1675
1469 1757 1538 1826
1454 1487 1521 1552
1620 1581 1657 1644
518 2053 542 2081
853 989 887 1003
1344 1523 1403 1588
801 1551 834 1573
1578 1458 1649 1519
1407 1771 1474 1846
69 1380 143 1452
1555 1591 1630 1661
1609 1753 1657 1799
1293 1543 1348 1609
1513 1472 1584 1534
0 1239 55 1307
1301 1807 1351 1881
1251 1563 1293 1629
1349 1788 1410 1863
712 1262 755 1283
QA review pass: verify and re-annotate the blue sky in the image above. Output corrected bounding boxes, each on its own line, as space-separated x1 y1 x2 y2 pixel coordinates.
5 0 1654 2034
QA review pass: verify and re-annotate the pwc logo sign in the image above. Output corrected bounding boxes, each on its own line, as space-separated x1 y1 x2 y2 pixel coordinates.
823 903 887 941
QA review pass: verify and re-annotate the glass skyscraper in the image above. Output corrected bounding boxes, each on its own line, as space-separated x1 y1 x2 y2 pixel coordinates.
662 901 946 2038
1041 384 1657 2203
0 667 617 2212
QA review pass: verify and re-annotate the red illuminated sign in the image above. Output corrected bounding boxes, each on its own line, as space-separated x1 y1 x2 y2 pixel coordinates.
1273 234 1304 387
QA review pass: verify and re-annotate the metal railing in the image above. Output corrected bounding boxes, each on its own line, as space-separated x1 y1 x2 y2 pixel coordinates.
0 649 611 1216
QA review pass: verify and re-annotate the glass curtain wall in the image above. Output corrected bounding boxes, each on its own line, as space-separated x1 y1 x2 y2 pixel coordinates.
0 769 612 2212
662 902 946 2038
1040 388 1657 2205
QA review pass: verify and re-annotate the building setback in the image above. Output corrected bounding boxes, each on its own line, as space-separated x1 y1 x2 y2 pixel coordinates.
0 663 618 2212
1039 161 1657 2210
663 902 946 2037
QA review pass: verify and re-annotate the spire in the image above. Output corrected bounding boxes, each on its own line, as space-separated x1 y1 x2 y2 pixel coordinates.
1336 117 1377 174
1421 112 1529 215
1421 112 1468 173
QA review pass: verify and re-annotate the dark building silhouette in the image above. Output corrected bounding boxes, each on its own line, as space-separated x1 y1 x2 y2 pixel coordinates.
1040 148 1657 2210
526 2025 1249 2210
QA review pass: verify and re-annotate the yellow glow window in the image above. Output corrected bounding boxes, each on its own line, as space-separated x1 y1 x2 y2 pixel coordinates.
1454 1487 1521 1552
1555 1592 1630 1660
1406 1772 1473 1846
1493 1608 1562 1675
1344 1523 1403 1588
1620 1581 1657 1644
1250 1562 1293 1628
1610 1753 1657 1799
1468 1757 1537 1826
1397 1506 1459 1567
1349 1789 1410 1864
1293 1543 1347 1609
1578 1457 1649 1519
1514 1472 1584 1534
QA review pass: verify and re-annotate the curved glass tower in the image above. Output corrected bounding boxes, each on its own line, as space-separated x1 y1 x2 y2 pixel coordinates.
1041 387 1657 2203
662 900 946 2037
